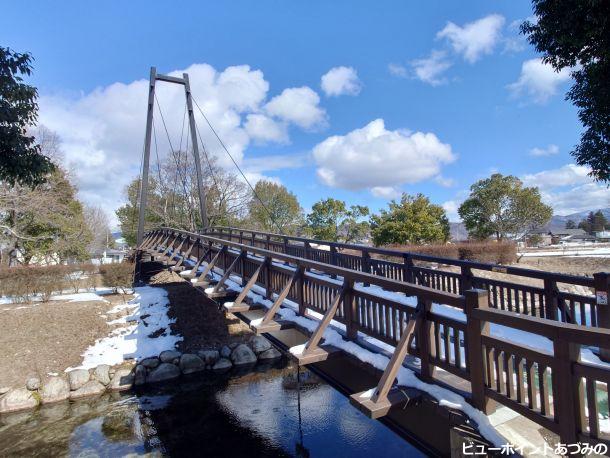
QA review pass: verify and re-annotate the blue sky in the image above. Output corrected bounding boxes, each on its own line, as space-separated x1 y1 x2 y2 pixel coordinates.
3 1 607 226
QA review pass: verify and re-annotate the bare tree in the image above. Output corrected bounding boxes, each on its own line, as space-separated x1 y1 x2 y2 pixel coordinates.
84 205 113 255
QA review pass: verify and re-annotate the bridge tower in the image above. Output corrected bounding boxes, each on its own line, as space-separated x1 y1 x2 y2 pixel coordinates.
136 67 207 247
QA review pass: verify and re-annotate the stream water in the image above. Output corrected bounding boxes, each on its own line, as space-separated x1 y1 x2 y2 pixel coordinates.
0 360 424 457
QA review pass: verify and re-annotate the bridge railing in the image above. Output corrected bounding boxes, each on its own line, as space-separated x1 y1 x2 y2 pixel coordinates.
202 226 607 331
141 227 610 449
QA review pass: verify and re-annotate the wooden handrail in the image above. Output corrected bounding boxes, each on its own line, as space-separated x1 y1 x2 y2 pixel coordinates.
202 225 595 287
142 227 610 450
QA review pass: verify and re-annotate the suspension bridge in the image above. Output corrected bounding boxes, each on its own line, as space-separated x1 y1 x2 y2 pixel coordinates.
133 68 610 456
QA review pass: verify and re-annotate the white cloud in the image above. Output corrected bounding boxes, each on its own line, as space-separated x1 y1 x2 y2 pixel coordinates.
529 144 559 157
371 186 401 199
411 50 452 86
507 58 572 104
264 86 327 130
244 114 288 144
38 63 315 226
320 66 362 97
388 63 409 78
521 164 610 215
312 119 455 196
437 14 505 63
522 164 591 189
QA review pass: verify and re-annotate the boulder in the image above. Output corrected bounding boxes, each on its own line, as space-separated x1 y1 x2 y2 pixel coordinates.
109 368 134 391
68 369 90 391
147 363 180 383
0 388 39 413
229 342 239 350
249 336 272 354
134 365 147 386
212 358 232 371
179 354 205 374
230 344 257 366
258 347 282 361
69 380 106 399
197 350 219 366
41 376 70 403
159 350 181 363
93 365 111 386
140 357 160 369
220 345 231 359
26 376 41 391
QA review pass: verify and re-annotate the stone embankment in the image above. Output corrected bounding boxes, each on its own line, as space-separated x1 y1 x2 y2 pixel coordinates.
0 336 281 414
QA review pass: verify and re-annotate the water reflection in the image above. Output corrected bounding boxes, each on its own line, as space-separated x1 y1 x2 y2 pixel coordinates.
0 361 423 457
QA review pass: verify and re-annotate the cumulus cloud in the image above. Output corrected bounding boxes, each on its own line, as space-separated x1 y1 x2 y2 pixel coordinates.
522 164 591 189
529 144 559 157
264 86 327 130
244 114 288 144
522 164 610 215
312 119 455 195
437 14 505 63
507 58 572 103
320 66 362 97
410 50 452 86
38 63 316 226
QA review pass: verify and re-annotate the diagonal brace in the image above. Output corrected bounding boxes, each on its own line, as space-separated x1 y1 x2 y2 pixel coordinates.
212 251 244 293
231 259 266 308
253 267 302 332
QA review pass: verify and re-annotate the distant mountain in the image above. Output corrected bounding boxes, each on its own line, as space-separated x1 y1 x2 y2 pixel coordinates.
449 208 610 239
546 208 610 232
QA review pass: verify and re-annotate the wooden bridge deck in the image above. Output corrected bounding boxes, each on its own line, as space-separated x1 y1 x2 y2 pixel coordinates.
136 227 610 456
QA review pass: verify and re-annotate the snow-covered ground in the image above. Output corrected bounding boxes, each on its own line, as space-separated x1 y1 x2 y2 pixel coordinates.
69 286 181 370
0 290 112 310
519 245 610 258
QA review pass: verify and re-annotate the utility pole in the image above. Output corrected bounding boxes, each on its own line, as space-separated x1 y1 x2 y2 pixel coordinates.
135 67 207 248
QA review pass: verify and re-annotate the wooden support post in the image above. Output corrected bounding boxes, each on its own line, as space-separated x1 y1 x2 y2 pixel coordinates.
304 241 311 263
211 252 243 294
594 272 610 361
416 298 435 382
403 254 414 283
253 267 301 334
330 246 338 279
344 279 357 340
265 234 270 250
297 267 306 316
464 289 495 414
543 278 559 321
362 250 371 286
294 283 348 365
553 338 581 445
264 255 272 300
460 266 473 294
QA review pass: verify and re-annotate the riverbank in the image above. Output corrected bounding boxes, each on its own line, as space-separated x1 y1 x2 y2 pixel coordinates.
0 262 281 413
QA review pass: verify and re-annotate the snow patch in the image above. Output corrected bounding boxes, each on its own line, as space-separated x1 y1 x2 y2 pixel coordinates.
69 286 182 369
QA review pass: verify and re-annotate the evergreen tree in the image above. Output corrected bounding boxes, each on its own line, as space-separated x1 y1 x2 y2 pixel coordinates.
370 193 449 246
458 173 553 240
0 47 54 185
